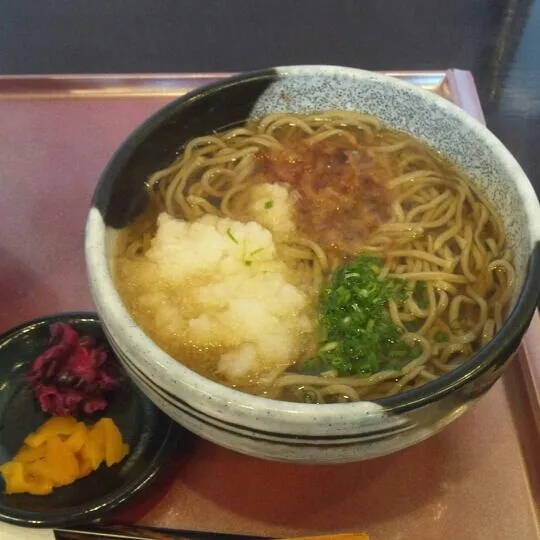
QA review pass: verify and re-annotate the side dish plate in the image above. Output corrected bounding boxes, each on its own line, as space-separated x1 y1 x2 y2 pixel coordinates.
0 313 182 528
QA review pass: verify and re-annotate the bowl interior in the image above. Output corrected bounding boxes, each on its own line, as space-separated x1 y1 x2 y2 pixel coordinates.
0 313 181 527
94 67 537 312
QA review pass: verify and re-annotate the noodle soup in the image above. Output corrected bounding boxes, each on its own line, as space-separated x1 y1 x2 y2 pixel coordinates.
114 110 514 404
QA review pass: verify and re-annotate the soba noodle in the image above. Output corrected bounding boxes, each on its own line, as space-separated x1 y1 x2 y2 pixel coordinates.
115 110 515 403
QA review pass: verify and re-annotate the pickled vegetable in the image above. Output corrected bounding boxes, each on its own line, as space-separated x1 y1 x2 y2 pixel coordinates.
24 416 78 447
0 416 129 495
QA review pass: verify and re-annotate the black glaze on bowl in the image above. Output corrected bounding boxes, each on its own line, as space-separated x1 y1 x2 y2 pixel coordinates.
91 66 540 429
0 312 182 528
93 69 278 229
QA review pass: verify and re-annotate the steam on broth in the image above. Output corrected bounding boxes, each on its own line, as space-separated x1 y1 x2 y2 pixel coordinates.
115 110 515 403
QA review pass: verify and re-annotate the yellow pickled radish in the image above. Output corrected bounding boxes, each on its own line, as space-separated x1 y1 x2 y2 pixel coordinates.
13 443 47 463
1 461 53 495
45 436 80 486
66 422 90 453
76 455 94 479
24 416 78 448
94 418 130 467
80 421 106 471
1 416 130 495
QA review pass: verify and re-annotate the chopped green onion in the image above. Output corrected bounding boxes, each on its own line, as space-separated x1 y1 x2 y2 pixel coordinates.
414 282 429 308
313 255 415 376
435 331 449 342
226 228 239 244
264 200 274 209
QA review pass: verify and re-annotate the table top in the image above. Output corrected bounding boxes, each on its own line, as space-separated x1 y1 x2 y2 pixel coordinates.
1 0 539 196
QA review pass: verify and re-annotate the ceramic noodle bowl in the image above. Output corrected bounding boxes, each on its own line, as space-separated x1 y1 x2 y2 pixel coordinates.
85 66 540 463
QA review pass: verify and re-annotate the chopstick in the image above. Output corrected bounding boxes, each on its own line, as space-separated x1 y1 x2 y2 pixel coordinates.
54 524 369 540
54 524 270 540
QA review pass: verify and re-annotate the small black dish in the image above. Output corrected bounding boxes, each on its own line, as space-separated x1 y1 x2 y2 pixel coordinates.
0 312 182 528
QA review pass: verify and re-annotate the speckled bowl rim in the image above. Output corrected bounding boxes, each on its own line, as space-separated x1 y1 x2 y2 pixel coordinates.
86 65 540 422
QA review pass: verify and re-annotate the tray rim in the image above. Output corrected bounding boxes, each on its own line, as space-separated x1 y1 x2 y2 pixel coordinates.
0 68 485 133
0 69 458 100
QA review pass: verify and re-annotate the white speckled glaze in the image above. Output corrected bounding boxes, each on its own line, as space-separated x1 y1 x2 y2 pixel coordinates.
85 66 540 463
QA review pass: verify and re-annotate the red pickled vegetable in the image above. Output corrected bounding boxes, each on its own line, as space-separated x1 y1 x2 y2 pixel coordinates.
26 324 121 416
